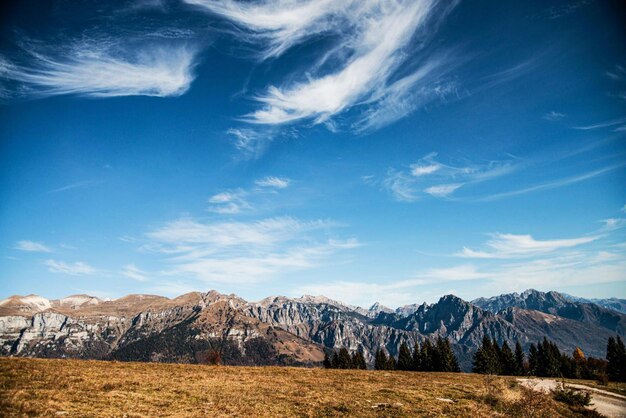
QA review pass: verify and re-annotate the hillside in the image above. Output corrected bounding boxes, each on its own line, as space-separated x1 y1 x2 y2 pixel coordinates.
0 357 597 417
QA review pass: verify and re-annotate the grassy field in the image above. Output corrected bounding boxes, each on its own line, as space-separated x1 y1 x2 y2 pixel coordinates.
0 358 599 417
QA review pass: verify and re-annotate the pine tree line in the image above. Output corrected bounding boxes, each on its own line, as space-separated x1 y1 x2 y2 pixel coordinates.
323 347 367 370
473 335 626 382
323 338 460 372
472 336 525 376
375 338 460 372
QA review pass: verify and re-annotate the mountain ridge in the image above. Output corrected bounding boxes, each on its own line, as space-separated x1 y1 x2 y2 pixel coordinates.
1 289 623 371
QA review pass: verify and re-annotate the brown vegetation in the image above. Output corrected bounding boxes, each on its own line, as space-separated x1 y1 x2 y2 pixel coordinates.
0 358 600 417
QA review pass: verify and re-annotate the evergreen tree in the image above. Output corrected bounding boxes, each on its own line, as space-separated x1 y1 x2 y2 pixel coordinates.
337 347 352 369
397 342 412 371
351 351 367 370
607 336 626 382
617 337 626 382
387 355 397 370
436 337 460 372
412 342 422 371
499 341 516 376
492 338 503 375
528 343 538 375
537 338 562 377
420 340 434 371
331 351 339 369
323 351 332 369
514 340 525 376
473 335 499 374
375 348 388 371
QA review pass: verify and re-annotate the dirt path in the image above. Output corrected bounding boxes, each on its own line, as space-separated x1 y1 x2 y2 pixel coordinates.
518 378 626 418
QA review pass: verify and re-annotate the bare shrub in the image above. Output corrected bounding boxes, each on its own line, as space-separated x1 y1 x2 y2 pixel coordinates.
506 385 554 418
196 349 221 365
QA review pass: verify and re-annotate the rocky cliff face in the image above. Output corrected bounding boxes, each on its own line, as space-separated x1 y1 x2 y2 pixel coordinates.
1 289 623 371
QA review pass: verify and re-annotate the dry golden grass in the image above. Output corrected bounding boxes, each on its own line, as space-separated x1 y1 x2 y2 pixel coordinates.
0 358 589 417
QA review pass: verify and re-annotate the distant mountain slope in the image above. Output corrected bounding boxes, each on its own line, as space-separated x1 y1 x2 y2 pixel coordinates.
561 294 626 315
0 289 622 371
471 289 626 335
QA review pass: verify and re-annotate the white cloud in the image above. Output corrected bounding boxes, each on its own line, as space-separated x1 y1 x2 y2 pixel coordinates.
411 163 441 176
227 128 274 159
573 116 626 131
44 259 96 275
377 153 516 201
188 0 456 128
144 216 355 284
1 42 198 98
122 264 149 282
293 265 491 307
424 183 462 197
47 180 102 194
208 190 250 214
255 176 290 189
14 240 52 253
456 233 598 259
295 248 626 307
543 111 565 121
476 164 624 201
602 218 626 231
606 64 626 81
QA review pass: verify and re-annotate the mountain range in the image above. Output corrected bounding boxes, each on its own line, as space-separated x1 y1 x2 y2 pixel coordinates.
1 289 623 371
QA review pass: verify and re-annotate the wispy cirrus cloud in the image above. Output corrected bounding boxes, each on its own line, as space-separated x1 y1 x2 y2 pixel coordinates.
475 164 624 202
143 216 357 283
207 175 292 214
543 111 566 121
255 176 290 189
1 40 199 99
47 180 102 194
44 259 96 275
227 128 275 159
601 218 626 231
121 264 149 282
375 152 517 201
208 189 250 214
188 0 458 130
606 64 626 81
14 240 52 253
573 116 626 131
456 233 598 259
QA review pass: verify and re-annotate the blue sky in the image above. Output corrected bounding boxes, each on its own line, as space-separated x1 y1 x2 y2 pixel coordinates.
0 0 625 307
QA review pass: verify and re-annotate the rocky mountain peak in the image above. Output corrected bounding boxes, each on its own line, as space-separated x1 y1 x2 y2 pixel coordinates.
368 302 392 314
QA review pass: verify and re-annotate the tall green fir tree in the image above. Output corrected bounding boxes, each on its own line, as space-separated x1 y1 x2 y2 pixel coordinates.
323 351 332 369
514 340 525 376
607 336 626 382
397 342 413 371
351 351 367 370
436 337 460 372
528 343 538 375
412 342 422 371
499 341 516 376
420 340 434 371
375 348 388 371
473 335 499 374
337 347 352 369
